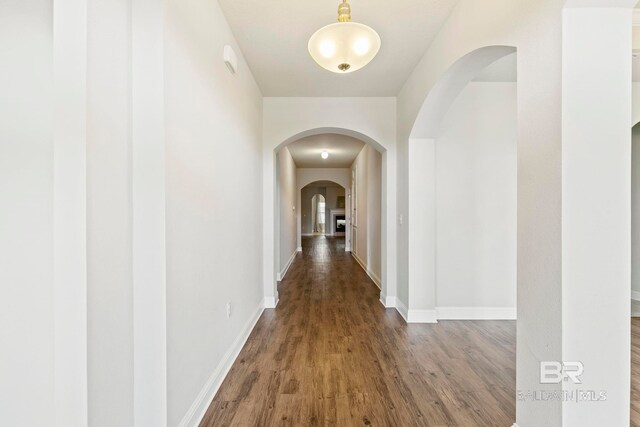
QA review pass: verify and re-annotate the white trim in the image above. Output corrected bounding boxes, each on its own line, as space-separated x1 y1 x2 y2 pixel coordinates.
395 299 438 323
632 290 640 301
379 294 397 308
436 306 517 320
512 424 519 427
351 252 382 289
395 299 409 321
277 250 297 281
633 10 640 27
408 309 438 323
178 300 265 427
296 246 302 252
264 296 279 309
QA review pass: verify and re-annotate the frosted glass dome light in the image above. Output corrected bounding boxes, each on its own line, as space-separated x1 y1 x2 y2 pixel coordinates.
321 151 329 159
308 0 381 74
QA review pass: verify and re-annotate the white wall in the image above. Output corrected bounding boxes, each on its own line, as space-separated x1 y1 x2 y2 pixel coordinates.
277 146 297 275
633 125 640 297
562 7 633 425
87 0 133 424
435 82 517 311
396 1 563 424
164 0 263 425
0 2 55 425
397 1 635 425
351 145 382 286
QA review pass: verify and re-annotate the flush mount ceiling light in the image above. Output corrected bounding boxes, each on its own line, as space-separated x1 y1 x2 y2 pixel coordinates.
308 0 381 74
321 151 329 159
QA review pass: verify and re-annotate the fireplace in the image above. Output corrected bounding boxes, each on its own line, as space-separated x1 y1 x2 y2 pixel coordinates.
329 209 346 236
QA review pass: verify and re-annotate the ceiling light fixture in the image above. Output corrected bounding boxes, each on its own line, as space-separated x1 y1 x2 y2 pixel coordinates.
308 0 381 74
321 151 329 159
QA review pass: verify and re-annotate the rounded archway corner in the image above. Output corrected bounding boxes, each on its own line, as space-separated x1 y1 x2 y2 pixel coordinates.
409 45 517 140
302 179 346 190
274 127 387 155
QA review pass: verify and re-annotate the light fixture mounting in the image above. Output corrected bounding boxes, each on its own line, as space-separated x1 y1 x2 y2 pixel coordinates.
308 0 381 74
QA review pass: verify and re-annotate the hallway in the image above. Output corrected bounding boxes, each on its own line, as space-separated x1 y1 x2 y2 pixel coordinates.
201 236 516 426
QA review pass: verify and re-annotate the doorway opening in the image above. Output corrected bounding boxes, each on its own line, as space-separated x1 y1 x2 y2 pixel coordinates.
274 132 384 294
408 45 518 421
310 194 326 235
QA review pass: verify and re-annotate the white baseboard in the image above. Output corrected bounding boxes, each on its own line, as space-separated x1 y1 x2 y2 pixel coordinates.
396 299 409 321
351 252 382 289
436 306 516 320
395 299 438 323
296 246 302 252
277 250 297 281
378 294 396 308
632 290 640 301
264 296 279 309
178 300 265 427
408 309 438 323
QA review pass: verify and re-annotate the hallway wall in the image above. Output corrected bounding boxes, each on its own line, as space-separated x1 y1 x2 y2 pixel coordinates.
0 1 54 425
164 0 263 424
351 145 382 286
86 0 134 424
277 146 297 277
436 82 517 311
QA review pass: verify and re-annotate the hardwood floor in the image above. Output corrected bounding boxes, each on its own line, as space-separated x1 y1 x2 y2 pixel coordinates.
201 236 516 426
632 318 640 426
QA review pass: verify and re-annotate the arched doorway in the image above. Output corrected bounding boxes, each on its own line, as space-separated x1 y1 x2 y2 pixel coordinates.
310 194 326 235
263 117 395 308
406 45 518 323
276 133 383 289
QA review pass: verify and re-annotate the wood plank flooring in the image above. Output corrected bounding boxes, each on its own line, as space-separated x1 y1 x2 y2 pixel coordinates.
632 318 640 426
201 236 517 426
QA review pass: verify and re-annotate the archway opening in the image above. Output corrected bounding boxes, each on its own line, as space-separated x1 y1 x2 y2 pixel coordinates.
274 130 384 298
407 45 518 422
310 194 326 235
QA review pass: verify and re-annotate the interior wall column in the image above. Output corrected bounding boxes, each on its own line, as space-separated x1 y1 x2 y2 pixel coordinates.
406 138 437 323
561 4 635 425
381 148 398 306
263 148 278 307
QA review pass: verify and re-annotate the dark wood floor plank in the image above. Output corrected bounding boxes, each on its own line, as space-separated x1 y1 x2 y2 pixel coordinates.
201 236 518 426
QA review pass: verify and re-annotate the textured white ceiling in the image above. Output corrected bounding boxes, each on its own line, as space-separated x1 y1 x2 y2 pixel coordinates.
218 0 459 96
287 133 365 168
